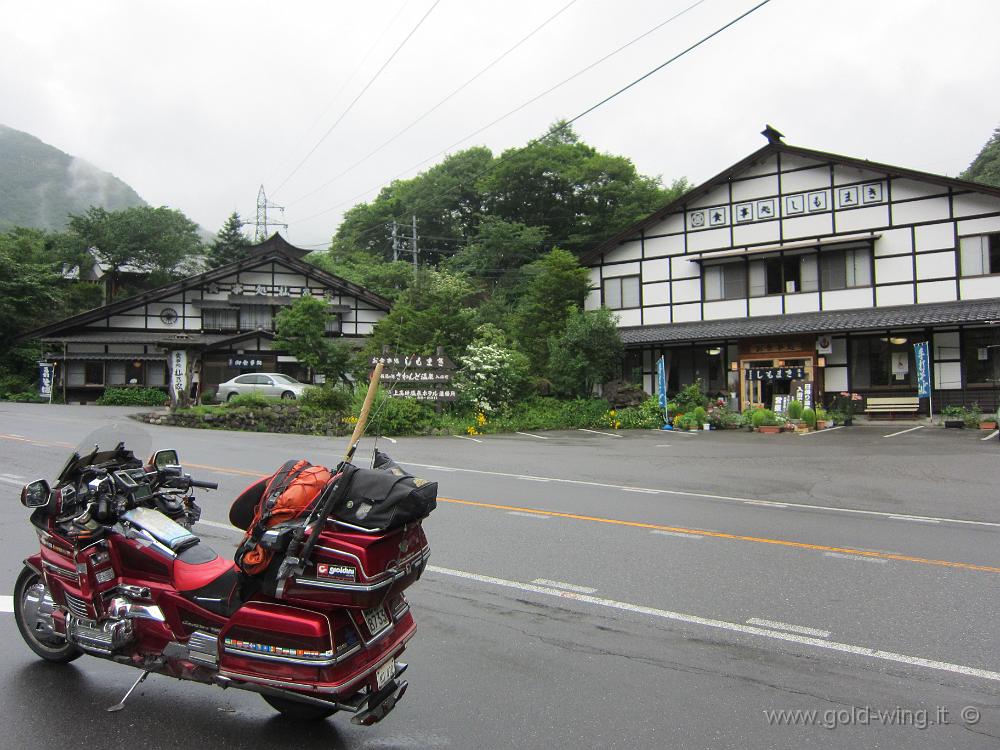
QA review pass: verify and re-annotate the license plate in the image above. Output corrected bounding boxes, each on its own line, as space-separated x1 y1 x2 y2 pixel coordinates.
363 605 390 635
375 658 396 690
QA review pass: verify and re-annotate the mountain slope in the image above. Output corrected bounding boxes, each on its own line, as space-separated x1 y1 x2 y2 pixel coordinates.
0 124 146 231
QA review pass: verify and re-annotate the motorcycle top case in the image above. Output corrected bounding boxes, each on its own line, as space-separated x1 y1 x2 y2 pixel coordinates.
329 451 437 532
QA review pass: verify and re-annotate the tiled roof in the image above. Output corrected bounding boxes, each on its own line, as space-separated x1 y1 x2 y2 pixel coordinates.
619 299 1000 345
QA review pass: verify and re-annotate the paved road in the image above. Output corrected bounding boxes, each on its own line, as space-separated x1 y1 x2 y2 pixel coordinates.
1 403 999 748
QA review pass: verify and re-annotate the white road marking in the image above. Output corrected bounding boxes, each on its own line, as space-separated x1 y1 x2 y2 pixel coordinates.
824 552 889 564
1 473 24 479
518 476 551 482
452 435 483 443
622 487 659 494
655 444 672 447
883 425 925 438
379 437 398 444
670 430 696 436
799 426 845 436
0 595 13 613
403 462 1000 528
651 530 703 540
0 476 25 486
507 511 548 520
981 430 999 441
744 500 788 508
577 428 623 438
888 515 940 524
515 431 549 440
426 565 1000 682
746 618 831 639
531 579 597 594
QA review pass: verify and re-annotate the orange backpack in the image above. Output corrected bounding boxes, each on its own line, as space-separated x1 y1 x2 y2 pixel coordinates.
235 459 333 575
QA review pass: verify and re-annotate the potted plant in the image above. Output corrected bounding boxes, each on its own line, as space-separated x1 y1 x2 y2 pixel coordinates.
752 408 782 434
940 405 967 428
815 406 828 429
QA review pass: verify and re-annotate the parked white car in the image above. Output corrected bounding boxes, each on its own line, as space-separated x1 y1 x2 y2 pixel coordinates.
216 373 312 401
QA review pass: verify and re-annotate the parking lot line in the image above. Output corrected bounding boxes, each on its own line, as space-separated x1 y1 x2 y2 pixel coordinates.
515 431 549 440
883 425 925 438
452 435 483 443
981 430 999 441
799 426 844 436
577 428 623 438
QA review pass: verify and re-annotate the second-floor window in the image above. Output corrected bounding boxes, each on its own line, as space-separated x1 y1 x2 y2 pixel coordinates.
960 233 1000 276
604 275 640 309
704 263 746 301
820 247 871 290
202 308 238 330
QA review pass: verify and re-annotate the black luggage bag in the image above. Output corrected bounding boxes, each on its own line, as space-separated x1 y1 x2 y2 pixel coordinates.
330 450 437 532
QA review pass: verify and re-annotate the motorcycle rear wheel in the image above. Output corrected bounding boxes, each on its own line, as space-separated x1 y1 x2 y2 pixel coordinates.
14 567 82 663
261 694 338 720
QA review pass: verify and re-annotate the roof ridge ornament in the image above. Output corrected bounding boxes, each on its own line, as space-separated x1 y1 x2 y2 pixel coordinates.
761 124 784 144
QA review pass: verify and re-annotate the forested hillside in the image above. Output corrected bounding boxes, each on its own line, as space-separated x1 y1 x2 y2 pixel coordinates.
0 124 145 231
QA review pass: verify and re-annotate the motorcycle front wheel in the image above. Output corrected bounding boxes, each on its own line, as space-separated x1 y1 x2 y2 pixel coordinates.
14 567 82 663
261 694 338 720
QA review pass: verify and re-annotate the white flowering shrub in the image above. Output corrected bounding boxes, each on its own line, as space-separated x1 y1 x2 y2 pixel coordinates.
456 332 531 414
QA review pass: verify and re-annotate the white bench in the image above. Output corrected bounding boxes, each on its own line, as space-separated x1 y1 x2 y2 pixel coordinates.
865 396 920 417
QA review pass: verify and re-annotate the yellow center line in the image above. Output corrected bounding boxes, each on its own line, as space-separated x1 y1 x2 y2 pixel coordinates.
437 497 1000 575
4 434 997 575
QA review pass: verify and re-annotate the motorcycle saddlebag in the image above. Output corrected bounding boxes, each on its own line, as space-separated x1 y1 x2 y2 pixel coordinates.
330 451 436 532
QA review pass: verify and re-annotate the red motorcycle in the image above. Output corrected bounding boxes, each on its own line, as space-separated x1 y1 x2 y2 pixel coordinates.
13 374 435 725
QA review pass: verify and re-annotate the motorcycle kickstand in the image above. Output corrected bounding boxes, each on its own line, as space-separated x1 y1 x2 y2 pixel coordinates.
106 670 150 713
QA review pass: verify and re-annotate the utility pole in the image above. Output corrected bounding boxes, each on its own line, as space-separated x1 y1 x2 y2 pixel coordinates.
253 185 288 242
411 214 418 271
391 221 399 262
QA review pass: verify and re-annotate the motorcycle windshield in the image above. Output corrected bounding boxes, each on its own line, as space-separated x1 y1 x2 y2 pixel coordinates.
57 423 152 482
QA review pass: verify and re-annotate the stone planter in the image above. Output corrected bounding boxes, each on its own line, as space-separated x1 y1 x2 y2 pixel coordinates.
757 425 781 434
944 420 964 428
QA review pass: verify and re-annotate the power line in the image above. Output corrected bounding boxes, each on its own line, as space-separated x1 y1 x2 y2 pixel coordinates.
271 0 441 197
291 0 713 226
284 0 581 208
263 0 412 190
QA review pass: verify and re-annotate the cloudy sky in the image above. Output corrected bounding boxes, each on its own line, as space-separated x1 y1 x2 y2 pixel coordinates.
3 0 998 248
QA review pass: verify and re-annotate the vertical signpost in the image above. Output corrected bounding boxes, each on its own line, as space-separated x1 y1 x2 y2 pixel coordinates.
914 341 932 419
657 355 669 429
169 350 188 409
37 362 54 404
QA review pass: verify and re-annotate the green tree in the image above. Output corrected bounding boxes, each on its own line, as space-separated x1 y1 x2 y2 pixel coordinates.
66 205 203 298
273 296 354 385
446 217 547 288
511 248 591 373
206 211 251 269
455 324 531 413
962 125 1000 188
307 248 414 303
479 123 687 255
364 269 479 358
547 307 623 398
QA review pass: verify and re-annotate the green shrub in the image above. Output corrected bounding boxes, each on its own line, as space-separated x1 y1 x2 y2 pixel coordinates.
96 387 168 406
299 384 353 414
801 406 816 428
692 406 708 425
751 408 780 428
225 392 276 409
786 400 803 420
200 388 217 404
617 396 665 429
0 373 33 398
941 403 982 427
709 405 741 429
365 394 437 435
673 380 709 413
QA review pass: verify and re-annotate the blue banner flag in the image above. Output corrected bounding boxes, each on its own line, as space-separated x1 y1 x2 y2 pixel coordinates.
913 341 931 398
657 356 667 408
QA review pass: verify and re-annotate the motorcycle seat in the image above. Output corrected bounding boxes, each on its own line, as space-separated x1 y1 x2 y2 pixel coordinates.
174 543 243 617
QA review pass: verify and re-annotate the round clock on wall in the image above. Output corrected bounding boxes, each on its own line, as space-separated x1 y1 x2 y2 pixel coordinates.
160 308 179 325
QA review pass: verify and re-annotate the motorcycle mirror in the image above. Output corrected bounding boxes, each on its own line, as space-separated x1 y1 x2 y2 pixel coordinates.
20 479 51 508
152 450 180 469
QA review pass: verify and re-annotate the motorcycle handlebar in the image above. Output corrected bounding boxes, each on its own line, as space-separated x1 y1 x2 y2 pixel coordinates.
189 478 218 490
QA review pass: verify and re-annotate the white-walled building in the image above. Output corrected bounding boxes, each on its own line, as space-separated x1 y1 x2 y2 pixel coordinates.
27 234 390 402
580 128 1000 414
